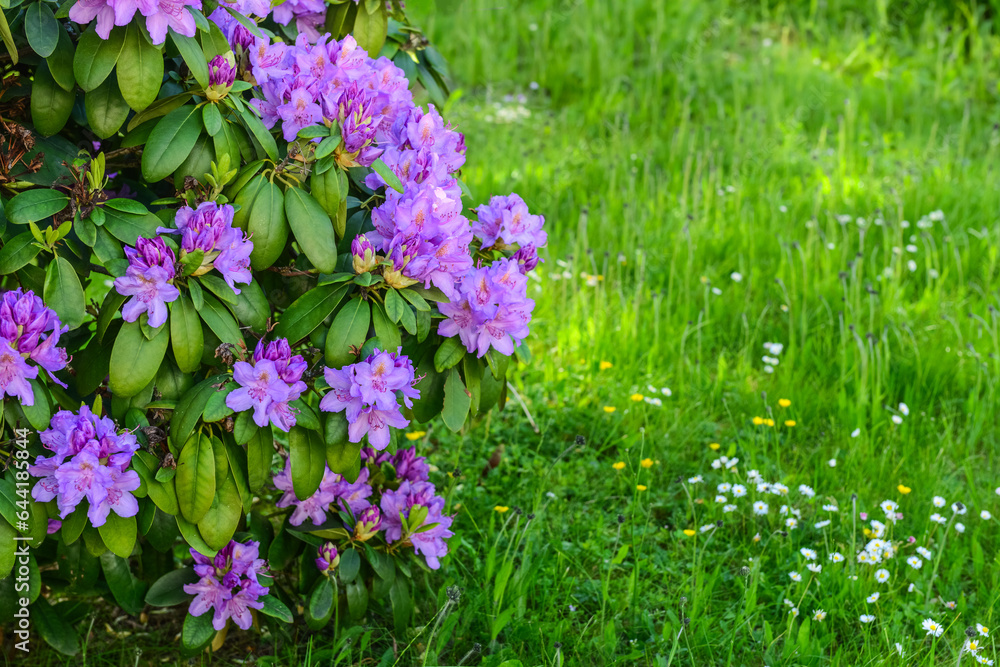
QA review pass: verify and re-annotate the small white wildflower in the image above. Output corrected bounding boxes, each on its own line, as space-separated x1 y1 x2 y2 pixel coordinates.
688 475 703 484
789 571 802 582
730 272 743 282
907 556 923 569
828 458 837 467
829 552 844 563
800 548 817 560
875 569 890 583
955 522 966 534
798 484 815 498
785 517 798 530
860 614 875 624
933 496 946 508
981 510 992 520
723 504 737 513
867 592 880 603
753 501 769 516
891 415 903 425
814 520 831 529
733 484 747 497
899 403 909 416
807 563 822 573
813 609 826 621
851 428 861 438
822 504 839 512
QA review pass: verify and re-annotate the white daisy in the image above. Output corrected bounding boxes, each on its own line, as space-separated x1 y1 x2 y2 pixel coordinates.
981 510 992 520
907 556 923 569
867 592 880 603
875 568 890 583
753 501 769 516
733 484 747 497
813 609 826 621
922 618 944 637
860 614 875 624
800 548 817 560
807 564 822 573
933 496 946 508
829 552 845 563
789 571 802 582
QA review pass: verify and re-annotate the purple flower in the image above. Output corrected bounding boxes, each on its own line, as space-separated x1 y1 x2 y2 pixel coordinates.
352 235 377 274
315 542 340 572
274 457 337 526
226 359 293 430
114 236 179 328
208 54 237 91
28 406 141 528
323 466 373 515
136 0 201 44
159 202 252 294
353 505 382 541
380 480 454 570
389 447 430 484
319 349 420 450
473 193 547 249
184 540 268 631
0 288 69 390
270 0 325 40
438 258 535 357
512 245 543 273
277 86 324 141
69 0 137 40
0 338 38 405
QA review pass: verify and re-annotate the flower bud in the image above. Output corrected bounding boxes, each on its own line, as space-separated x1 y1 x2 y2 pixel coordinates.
315 542 340 573
512 245 542 273
206 55 236 102
353 506 382 542
383 243 419 289
351 235 378 274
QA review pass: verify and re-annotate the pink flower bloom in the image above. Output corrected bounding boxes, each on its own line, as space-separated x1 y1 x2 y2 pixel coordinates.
226 359 292 430
0 338 38 405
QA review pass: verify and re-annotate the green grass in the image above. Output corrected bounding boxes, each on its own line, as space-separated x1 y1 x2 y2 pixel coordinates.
20 0 1000 664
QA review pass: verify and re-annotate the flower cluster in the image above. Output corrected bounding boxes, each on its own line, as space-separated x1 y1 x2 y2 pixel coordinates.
273 460 373 526
226 338 307 432
438 257 536 357
319 348 419 449
473 193 547 251
362 445 431 484
158 202 253 294
70 0 201 45
209 0 270 50
380 480 454 570
183 540 269 631
271 0 326 42
251 34 413 157
114 236 180 328
0 289 69 405
28 406 140 528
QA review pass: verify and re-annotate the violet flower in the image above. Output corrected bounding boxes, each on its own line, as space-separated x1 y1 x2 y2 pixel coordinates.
158 201 253 294
380 480 454 570
114 236 179 328
0 288 70 398
184 540 269 631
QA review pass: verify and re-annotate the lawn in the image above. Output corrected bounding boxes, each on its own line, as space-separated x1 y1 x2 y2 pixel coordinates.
21 0 1000 665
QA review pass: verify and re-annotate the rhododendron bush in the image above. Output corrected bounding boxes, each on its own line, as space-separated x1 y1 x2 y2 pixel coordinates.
0 0 545 654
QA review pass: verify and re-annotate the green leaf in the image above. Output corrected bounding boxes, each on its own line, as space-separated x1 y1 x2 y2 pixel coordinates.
297 124 330 139
141 105 203 182
289 426 325 502
109 320 169 398
44 256 85 330
247 180 288 270
175 515 216 557
274 283 350 345
30 63 74 136
46 28 76 91
258 594 293 623
324 415 360 475
235 104 278 161
390 577 412 636
5 189 69 225
169 294 203 373
127 91 194 132
73 25 125 92
101 205 161 245
325 297 370 368
202 383 234 422
169 375 226 451
339 547 360 582
383 288 406 323
203 102 222 136
85 75 130 139
199 273 238 306
308 577 335 624
400 288 430 311
284 187 339 274
223 5 264 39
197 464 242 550
99 552 146 615
98 513 137 559
23 377 52 430
246 423 272 491
0 7 18 66
370 157 403 193
352 3 388 64
434 337 466 373
146 568 199 606
117 22 164 111
0 230 43 274
176 433 216 524
33 596 80 656
181 612 215 652
170 31 209 89
310 164 345 219
371 301 401 351
197 291 243 346
25 2 59 57
441 367 470 432
346 578 368 620
231 277 270 333
464 355 483 415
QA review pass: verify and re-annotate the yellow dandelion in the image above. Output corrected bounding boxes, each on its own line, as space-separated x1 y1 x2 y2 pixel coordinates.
764 418 775 427
603 406 616 413
752 416 764 425
709 442 721 450
630 393 644 402
784 420 796 427
636 485 647 491
494 506 509 513
405 431 426 441
863 528 874 538
597 275 604 281
778 399 791 408
640 458 654 468
683 529 696 537
897 484 912 495
612 461 626 471
599 360 613 370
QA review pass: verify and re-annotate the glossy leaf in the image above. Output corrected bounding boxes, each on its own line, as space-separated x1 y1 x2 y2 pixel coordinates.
141 105 203 182
176 433 216 524
109 320 169 398
325 297 370 368
289 426 325 501
30 63 74 136
117 22 164 111
274 283 349 344
169 294 203 373
73 25 125 91
284 187 339 274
